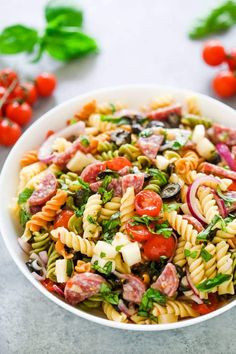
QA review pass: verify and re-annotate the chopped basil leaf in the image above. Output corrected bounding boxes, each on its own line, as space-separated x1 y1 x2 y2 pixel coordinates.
66 259 74 277
99 283 119 305
200 248 213 262
196 273 232 292
19 208 31 228
197 215 222 241
18 188 34 204
148 168 168 186
75 204 86 217
162 202 181 212
115 245 124 252
92 260 113 275
109 103 116 114
139 129 153 138
184 249 198 259
102 189 113 204
131 215 172 238
100 252 106 258
87 215 97 225
172 141 182 150
101 213 120 243
98 175 113 203
138 288 167 316
80 136 90 147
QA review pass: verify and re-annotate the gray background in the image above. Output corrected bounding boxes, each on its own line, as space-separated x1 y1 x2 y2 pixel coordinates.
0 1 236 353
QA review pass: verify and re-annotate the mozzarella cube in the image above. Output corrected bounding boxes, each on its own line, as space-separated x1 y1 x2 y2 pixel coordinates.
121 242 141 267
93 241 117 259
91 255 115 272
196 137 215 159
66 151 96 172
55 259 69 283
112 232 131 250
192 124 205 143
155 155 169 170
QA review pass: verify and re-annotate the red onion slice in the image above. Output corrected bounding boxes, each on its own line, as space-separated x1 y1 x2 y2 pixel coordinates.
18 237 31 254
38 121 85 163
211 189 227 218
186 269 200 297
118 300 136 317
187 175 219 224
52 284 65 297
39 251 48 266
190 294 203 304
32 272 46 281
216 143 236 171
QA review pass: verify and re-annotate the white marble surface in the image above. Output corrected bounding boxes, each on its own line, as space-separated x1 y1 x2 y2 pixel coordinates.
0 1 236 353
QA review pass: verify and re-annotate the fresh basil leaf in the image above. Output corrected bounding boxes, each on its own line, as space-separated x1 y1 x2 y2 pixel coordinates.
0 25 38 54
43 27 98 61
200 248 213 262
197 215 222 241
189 1 236 39
19 208 31 228
162 202 181 212
102 189 113 204
45 0 83 27
18 188 34 205
99 283 119 305
139 129 153 138
101 213 120 243
92 260 113 275
196 273 232 292
87 215 97 225
184 249 198 259
138 288 166 315
80 136 90 147
217 187 236 203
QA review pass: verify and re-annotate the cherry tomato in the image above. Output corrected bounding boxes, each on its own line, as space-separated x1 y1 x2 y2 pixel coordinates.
13 82 38 105
35 72 57 97
225 48 236 70
0 68 18 87
135 190 162 217
106 157 132 171
0 86 6 99
41 279 55 292
143 234 176 261
192 294 219 315
0 118 22 146
54 210 74 228
6 101 32 126
228 180 236 191
212 71 236 98
202 40 226 66
126 222 153 242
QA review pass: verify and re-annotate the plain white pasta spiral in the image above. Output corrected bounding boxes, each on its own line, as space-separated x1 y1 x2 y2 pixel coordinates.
19 162 47 192
83 194 102 239
216 241 234 295
52 137 72 152
88 113 115 133
185 96 201 115
50 227 95 257
99 197 121 220
173 237 187 267
120 187 135 231
102 302 127 322
186 171 232 191
150 94 173 110
197 186 219 224
114 253 131 274
152 300 199 320
164 210 198 245
130 314 156 324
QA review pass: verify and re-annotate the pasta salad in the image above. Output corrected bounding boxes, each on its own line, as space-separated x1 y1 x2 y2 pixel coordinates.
14 95 236 325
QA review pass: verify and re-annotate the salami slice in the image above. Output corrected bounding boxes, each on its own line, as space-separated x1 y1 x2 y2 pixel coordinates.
118 166 130 176
147 104 182 121
208 124 236 146
89 181 102 192
64 272 105 305
28 173 57 206
182 215 204 232
122 274 146 304
80 162 106 183
137 135 164 160
198 162 236 181
108 178 122 197
122 174 144 194
151 263 179 297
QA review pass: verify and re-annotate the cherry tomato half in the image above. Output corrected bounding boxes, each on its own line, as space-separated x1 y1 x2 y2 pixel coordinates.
6 101 32 126
135 190 162 217
35 72 57 97
54 210 74 228
106 157 132 171
143 234 175 261
228 180 236 191
13 82 38 105
192 294 219 315
202 40 226 66
0 68 18 87
41 279 55 292
0 118 22 146
126 222 153 242
212 70 236 98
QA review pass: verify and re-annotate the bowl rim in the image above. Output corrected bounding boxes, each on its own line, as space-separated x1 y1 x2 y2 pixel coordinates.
1 83 236 331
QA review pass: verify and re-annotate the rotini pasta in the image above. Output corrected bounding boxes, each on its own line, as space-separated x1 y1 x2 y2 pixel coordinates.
120 187 135 231
216 241 234 295
20 150 38 168
83 194 102 239
102 302 127 322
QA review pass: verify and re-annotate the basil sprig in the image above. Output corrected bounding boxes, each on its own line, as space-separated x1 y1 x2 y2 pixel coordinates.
196 274 232 292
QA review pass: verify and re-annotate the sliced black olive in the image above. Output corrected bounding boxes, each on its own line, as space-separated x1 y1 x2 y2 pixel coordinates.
167 114 181 128
208 153 221 164
110 129 131 146
167 163 175 175
147 120 165 128
74 189 91 207
25 261 34 273
97 169 119 179
132 123 143 134
161 183 181 199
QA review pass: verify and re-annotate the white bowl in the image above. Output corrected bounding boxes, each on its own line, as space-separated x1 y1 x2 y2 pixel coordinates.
1 84 236 331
